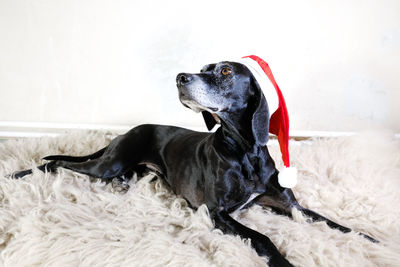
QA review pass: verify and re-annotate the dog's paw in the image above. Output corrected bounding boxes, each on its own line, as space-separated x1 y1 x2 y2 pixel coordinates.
111 177 130 193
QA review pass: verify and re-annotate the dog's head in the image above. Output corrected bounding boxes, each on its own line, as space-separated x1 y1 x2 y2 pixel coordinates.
176 61 269 146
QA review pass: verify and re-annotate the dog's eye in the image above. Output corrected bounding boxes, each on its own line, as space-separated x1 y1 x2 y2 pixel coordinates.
221 68 231 76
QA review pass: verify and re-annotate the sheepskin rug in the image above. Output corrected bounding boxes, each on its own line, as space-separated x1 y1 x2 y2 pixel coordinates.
0 130 399 267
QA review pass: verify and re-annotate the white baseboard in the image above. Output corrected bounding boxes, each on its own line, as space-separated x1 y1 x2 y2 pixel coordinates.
0 121 397 140
0 121 207 140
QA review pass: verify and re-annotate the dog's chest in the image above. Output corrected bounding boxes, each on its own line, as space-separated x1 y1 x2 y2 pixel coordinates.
241 153 267 192
229 192 260 218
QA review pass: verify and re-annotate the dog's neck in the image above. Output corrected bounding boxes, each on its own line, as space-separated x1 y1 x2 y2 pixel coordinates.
217 110 267 153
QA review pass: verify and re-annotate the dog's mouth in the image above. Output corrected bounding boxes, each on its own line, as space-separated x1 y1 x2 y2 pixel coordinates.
180 99 207 113
178 83 219 113
179 96 218 113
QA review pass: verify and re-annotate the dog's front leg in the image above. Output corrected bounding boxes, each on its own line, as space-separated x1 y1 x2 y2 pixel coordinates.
212 209 294 267
296 206 378 243
255 176 378 243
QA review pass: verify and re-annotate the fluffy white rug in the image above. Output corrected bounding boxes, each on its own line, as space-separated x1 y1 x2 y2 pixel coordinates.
0 130 399 267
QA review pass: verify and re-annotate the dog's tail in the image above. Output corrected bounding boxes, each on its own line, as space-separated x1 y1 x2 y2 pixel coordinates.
43 147 107 162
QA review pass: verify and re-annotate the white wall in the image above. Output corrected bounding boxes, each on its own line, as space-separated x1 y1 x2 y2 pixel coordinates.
0 0 399 135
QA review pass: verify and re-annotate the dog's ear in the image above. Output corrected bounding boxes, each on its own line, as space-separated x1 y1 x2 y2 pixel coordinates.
250 78 269 146
202 111 217 131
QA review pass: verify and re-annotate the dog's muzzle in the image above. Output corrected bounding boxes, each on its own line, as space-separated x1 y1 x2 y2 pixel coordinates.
176 73 218 113
176 73 192 87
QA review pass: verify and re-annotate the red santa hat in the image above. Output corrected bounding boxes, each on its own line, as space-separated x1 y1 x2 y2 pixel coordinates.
238 55 297 188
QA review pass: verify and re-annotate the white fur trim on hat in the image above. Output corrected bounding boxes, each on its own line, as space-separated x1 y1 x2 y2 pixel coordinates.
237 57 279 114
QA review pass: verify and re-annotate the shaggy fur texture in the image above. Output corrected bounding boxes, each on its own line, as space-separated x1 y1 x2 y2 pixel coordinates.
0 131 399 267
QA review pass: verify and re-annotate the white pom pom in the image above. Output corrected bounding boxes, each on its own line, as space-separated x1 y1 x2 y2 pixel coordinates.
278 167 298 188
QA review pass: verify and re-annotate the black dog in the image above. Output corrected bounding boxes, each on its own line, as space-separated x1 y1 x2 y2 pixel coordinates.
11 60 377 266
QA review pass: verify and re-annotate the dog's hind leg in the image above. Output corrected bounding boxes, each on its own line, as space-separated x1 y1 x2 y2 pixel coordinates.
46 157 133 182
8 147 108 179
10 125 159 180
8 161 58 179
253 174 379 243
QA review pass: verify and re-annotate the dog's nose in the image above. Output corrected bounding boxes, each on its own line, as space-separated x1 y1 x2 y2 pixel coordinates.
176 73 192 86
